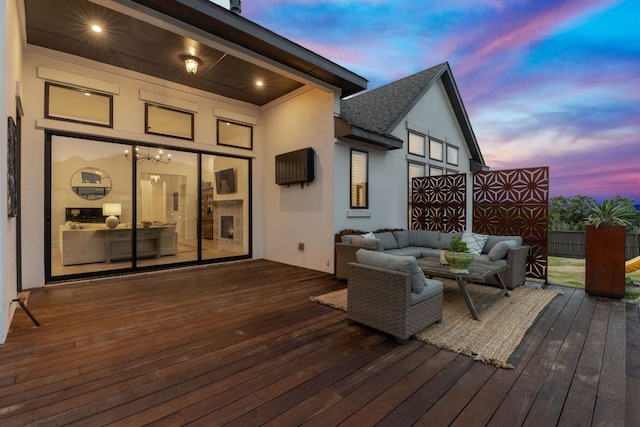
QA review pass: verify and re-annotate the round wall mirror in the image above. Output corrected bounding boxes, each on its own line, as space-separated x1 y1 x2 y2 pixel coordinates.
70 167 112 200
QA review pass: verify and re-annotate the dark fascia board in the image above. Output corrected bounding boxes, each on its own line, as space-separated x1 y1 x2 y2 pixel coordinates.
335 117 403 150
439 69 486 167
129 0 368 96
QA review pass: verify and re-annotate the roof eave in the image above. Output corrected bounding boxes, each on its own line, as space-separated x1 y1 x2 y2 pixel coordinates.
335 117 403 150
129 0 368 96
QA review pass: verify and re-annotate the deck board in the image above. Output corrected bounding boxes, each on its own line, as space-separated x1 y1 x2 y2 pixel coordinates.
0 260 633 426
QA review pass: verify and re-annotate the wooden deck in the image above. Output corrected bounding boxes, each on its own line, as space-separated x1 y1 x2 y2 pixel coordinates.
1 259 638 426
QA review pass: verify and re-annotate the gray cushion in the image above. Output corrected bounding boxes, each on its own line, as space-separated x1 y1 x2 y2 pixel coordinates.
472 254 508 267
356 249 424 293
488 239 518 261
420 247 442 258
411 278 444 305
393 230 410 248
349 236 382 251
483 235 523 253
437 232 462 250
385 247 425 258
409 230 439 248
376 232 399 250
462 231 489 255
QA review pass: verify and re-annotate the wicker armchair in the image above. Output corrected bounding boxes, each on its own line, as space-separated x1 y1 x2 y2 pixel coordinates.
347 262 443 344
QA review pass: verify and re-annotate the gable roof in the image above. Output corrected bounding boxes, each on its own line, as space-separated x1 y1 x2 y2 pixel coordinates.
337 62 485 168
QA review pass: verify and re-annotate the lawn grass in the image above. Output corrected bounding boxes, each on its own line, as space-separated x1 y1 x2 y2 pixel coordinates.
548 256 640 288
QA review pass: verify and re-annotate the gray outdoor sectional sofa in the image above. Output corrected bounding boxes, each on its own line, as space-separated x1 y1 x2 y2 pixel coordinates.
336 229 530 289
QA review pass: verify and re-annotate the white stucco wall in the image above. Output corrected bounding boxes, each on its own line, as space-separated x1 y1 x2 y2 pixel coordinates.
334 78 474 234
18 47 263 289
0 0 22 344
260 87 337 273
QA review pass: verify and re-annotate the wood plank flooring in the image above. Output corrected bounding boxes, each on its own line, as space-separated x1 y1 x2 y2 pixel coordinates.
1 259 637 426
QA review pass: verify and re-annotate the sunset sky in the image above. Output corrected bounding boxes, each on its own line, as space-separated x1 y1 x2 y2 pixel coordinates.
243 0 640 202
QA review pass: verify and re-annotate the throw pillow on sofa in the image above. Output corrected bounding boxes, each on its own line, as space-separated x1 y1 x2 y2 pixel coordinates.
376 232 399 250
349 236 380 251
393 230 410 248
462 231 488 255
488 239 518 261
356 249 424 293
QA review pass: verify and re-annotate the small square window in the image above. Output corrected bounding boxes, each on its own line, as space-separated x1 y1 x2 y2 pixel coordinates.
429 166 444 176
447 145 459 166
408 132 425 156
429 138 443 161
45 83 113 127
217 119 253 150
145 104 194 140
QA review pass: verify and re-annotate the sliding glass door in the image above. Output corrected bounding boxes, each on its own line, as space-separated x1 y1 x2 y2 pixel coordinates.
48 133 251 282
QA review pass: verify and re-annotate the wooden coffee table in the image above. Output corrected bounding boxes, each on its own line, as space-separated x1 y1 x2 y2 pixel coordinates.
417 257 509 321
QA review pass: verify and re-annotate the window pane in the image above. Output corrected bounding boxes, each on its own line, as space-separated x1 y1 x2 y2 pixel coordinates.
46 83 112 127
408 132 425 156
351 150 368 208
430 166 443 176
408 162 424 196
447 145 459 166
218 120 253 149
429 139 443 161
146 104 194 140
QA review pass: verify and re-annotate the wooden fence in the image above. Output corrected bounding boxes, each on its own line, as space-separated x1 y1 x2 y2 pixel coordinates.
548 231 640 259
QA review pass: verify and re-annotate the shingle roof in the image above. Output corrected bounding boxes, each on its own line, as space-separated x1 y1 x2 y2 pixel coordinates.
340 63 446 135
339 62 485 167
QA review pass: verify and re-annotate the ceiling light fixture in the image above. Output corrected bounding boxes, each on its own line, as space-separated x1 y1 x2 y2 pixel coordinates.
90 24 102 33
179 54 204 74
124 147 171 164
256 80 264 87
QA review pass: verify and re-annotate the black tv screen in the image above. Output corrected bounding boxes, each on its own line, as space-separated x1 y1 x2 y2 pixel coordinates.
215 168 236 194
275 147 315 186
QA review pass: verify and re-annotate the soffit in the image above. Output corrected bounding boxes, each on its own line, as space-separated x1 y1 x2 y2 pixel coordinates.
24 0 366 106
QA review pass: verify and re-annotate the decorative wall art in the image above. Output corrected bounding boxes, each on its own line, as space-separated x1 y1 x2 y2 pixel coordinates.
7 117 18 217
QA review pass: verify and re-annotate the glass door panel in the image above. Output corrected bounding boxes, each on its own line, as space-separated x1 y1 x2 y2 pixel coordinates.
135 146 198 266
201 154 250 260
50 135 132 277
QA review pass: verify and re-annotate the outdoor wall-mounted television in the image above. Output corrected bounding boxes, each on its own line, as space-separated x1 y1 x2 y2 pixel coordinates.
215 168 236 194
275 147 315 187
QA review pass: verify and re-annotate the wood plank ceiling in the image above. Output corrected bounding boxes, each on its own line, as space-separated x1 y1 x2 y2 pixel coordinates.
24 0 306 106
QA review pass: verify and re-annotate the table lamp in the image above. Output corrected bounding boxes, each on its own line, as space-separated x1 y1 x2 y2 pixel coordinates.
102 203 122 229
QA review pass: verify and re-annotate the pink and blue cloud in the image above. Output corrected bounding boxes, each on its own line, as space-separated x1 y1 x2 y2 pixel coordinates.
244 0 640 202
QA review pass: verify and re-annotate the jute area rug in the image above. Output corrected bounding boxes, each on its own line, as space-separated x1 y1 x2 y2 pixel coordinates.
310 279 560 369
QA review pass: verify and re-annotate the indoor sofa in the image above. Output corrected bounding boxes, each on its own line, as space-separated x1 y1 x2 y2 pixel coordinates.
336 229 529 289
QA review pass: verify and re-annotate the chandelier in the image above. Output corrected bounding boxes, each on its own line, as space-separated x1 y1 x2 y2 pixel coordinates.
124 147 171 164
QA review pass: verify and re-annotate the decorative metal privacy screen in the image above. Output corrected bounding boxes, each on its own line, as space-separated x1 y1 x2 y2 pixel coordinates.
473 167 549 282
411 174 466 232
411 167 549 282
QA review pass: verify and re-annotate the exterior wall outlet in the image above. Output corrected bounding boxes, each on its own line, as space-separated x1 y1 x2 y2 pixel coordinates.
298 242 304 251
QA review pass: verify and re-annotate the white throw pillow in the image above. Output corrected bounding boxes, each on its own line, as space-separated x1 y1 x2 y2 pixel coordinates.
461 231 488 255
361 231 376 239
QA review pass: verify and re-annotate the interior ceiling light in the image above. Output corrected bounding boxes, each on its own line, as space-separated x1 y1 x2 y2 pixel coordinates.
256 80 264 87
124 147 171 164
179 54 204 74
90 24 102 33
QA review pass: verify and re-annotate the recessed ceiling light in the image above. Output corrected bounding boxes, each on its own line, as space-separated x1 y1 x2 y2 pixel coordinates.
91 24 102 33
256 80 264 87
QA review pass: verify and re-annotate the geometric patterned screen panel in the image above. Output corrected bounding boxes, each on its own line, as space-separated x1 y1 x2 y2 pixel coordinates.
411 173 466 233
472 167 549 282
